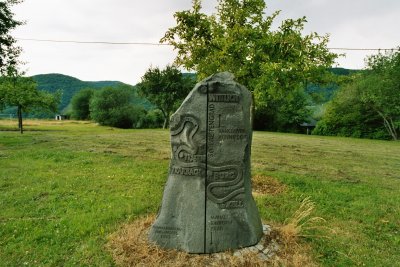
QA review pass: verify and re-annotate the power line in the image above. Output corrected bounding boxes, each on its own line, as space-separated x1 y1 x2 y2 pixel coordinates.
328 47 399 51
16 38 170 46
16 37 399 51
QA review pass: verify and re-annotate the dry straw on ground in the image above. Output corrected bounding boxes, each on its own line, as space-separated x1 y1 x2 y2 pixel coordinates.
280 197 326 243
106 196 323 267
274 197 324 267
252 174 287 196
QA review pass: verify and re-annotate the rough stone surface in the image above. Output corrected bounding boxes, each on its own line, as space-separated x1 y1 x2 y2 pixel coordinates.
149 72 263 253
211 224 280 262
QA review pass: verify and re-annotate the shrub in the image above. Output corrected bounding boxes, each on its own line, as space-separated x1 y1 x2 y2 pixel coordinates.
71 88 94 120
90 86 145 129
136 109 164 129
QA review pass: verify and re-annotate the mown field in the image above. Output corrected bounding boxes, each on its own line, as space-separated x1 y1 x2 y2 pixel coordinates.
1 120 399 266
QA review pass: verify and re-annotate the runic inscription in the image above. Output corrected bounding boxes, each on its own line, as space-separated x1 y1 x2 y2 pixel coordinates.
149 72 262 253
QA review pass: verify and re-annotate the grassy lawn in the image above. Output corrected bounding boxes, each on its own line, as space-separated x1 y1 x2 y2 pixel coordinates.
1 120 399 266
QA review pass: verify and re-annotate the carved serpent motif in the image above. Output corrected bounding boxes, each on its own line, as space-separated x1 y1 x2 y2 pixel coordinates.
170 114 244 204
170 115 200 157
206 164 244 204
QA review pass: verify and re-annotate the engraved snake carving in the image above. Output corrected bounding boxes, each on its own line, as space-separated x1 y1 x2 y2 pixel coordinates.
170 115 200 159
170 114 244 204
206 164 244 204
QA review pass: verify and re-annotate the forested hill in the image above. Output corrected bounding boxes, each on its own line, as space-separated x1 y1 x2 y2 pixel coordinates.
306 67 361 104
329 67 360 76
32 73 126 111
31 69 357 114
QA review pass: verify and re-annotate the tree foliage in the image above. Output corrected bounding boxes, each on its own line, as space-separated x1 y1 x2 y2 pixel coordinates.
314 50 400 140
161 0 337 131
360 51 400 140
71 88 94 120
136 109 164 129
313 80 384 139
137 65 195 128
0 0 23 75
89 85 145 129
0 71 60 133
254 87 312 131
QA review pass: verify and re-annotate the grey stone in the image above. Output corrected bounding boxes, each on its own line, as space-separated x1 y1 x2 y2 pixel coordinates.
213 253 226 260
263 224 272 235
258 253 269 261
148 72 263 253
271 241 280 252
233 251 242 257
255 244 264 251
262 224 271 232
248 246 259 253
266 251 275 258
240 247 250 253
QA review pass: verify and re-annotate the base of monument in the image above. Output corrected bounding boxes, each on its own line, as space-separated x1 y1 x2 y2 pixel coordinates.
210 224 279 260
106 215 285 266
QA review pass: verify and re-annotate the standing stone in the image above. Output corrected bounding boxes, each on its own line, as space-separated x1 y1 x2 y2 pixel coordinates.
149 72 262 253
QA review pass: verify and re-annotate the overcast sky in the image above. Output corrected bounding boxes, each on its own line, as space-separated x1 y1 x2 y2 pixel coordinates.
11 0 400 85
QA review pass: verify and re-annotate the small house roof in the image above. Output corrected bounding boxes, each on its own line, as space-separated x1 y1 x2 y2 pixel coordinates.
300 118 317 127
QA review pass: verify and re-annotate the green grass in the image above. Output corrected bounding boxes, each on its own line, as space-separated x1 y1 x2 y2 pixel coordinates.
1 120 399 266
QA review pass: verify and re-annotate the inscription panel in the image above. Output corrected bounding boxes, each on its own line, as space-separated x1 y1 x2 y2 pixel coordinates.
218 128 247 141
152 226 181 239
206 88 246 209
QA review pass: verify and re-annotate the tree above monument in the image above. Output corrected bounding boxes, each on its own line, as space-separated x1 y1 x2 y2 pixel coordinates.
161 0 338 131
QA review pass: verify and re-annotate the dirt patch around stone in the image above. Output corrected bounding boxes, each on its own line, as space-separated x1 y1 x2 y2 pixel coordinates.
106 214 316 267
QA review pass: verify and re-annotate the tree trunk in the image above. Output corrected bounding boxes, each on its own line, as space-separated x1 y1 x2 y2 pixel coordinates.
377 111 397 141
250 92 255 129
163 118 168 129
18 105 23 134
388 117 398 141
161 109 169 129
163 114 170 129
17 106 20 129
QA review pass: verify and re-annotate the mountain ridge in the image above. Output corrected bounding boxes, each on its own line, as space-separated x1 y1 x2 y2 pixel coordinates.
32 73 130 112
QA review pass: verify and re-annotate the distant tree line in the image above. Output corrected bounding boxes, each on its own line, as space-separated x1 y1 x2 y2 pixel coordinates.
69 66 195 129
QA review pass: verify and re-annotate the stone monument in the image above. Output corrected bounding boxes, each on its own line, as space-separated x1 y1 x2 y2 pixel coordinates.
149 72 263 253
